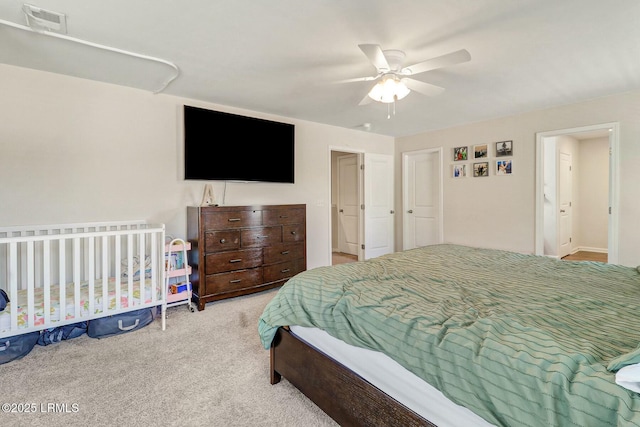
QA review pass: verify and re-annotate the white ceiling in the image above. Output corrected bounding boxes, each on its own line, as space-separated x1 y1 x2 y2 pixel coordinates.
1 0 640 138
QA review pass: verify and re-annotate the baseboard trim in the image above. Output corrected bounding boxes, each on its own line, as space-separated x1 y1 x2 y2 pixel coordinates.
571 246 608 255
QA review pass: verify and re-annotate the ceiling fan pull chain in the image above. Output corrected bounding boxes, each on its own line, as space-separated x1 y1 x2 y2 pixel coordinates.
387 100 397 119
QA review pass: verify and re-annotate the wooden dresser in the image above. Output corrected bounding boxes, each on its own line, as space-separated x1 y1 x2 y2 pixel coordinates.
186 204 306 311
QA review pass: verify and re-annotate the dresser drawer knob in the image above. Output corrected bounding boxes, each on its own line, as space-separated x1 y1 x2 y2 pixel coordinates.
228 218 241 222
281 250 290 255
257 235 268 239
281 268 290 273
279 215 288 218
290 231 296 235
220 238 226 244
229 279 242 284
229 259 242 263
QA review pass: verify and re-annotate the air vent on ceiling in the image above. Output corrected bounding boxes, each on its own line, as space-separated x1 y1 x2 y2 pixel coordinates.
23 4 67 34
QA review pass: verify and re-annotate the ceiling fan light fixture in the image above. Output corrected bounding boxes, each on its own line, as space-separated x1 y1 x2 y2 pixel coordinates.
368 75 410 103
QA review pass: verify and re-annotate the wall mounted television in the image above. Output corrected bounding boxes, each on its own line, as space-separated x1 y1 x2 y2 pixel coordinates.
184 105 295 183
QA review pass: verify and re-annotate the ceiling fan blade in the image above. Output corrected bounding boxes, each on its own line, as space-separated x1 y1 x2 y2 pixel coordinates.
332 75 379 84
358 44 390 72
358 92 373 106
403 78 445 97
402 49 471 76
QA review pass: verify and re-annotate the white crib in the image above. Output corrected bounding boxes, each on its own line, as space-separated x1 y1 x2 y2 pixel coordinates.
0 221 166 339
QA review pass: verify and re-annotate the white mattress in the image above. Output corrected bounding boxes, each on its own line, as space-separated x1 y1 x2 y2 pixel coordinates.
290 325 495 427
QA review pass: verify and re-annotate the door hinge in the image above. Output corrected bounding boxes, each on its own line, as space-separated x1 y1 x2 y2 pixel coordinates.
569 237 572 243
361 204 365 210
609 206 612 214
360 164 364 170
361 244 365 250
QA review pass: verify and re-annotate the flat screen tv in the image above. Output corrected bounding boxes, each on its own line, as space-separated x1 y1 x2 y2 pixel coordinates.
184 105 295 183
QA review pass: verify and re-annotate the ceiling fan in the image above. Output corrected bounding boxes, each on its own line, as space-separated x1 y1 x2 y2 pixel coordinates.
338 44 471 106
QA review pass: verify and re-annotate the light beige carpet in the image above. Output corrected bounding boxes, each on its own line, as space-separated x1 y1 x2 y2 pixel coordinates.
0 289 337 427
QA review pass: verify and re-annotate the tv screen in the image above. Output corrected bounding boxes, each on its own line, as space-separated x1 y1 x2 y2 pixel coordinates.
184 105 295 183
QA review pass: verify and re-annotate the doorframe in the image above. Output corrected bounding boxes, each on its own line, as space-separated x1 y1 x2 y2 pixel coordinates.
328 146 365 264
401 147 444 250
534 122 619 263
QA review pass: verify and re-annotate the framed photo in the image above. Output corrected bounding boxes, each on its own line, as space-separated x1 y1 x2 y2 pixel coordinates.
473 162 489 177
496 159 512 175
453 146 468 161
495 140 513 157
473 144 488 159
452 164 466 178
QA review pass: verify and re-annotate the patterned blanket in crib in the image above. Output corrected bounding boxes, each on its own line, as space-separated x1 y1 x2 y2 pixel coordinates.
0 278 161 333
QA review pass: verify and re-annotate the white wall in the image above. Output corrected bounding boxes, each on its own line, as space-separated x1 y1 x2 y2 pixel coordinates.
395 90 640 267
0 64 394 269
3 63 638 268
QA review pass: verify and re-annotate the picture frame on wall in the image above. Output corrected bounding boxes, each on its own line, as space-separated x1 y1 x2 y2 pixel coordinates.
454 146 468 161
496 140 513 157
453 164 466 178
473 162 489 177
496 159 512 175
473 144 488 159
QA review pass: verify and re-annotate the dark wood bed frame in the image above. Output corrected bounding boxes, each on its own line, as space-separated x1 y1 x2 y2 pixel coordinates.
270 327 436 427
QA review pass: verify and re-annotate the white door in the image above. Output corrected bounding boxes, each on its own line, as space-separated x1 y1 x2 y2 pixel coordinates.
364 153 394 259
337 154 359 255
558 151 573 258
403 149 443 250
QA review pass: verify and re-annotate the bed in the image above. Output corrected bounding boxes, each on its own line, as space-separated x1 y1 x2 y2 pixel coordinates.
0 221 167 340
258 244 640 426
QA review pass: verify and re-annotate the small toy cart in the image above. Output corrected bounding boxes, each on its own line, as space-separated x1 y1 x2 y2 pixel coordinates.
162 238 194 329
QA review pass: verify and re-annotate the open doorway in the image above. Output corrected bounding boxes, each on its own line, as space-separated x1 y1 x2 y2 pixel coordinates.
328 148 395 265
535 123 619 263
330 150 362 265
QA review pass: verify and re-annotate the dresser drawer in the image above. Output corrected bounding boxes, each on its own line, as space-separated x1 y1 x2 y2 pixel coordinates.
205 268 263 295
263 208 305 225
264 259 305 283
203 210 262 230
263 243 304 265
205 230 240 253
241 226 282 248
283 224 305 243
205 249 262 274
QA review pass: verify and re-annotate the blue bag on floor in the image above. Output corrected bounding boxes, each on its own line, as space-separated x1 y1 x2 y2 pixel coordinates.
0 331 40 365
37 322 88 346
0 289 9 312
87 308 154 339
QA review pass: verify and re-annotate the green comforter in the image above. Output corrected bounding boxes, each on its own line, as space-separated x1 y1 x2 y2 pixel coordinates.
258 244 640 427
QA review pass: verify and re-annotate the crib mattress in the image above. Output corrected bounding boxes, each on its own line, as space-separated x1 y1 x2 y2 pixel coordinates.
0 278 161 333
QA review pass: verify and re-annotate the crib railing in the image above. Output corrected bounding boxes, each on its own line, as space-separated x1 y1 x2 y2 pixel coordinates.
0 221 165 337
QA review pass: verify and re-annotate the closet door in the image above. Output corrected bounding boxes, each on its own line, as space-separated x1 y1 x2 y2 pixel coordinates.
363 153 394 259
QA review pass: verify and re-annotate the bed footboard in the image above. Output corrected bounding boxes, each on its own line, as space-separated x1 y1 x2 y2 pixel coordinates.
270 327 434 427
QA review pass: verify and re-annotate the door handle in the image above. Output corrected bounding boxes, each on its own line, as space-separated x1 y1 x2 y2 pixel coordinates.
408 210 413 214
390 210 395 214
560 209 566 213
339 209 344 213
